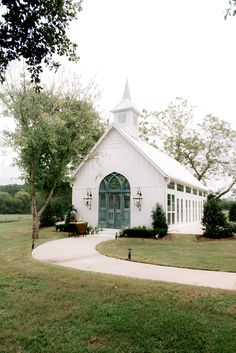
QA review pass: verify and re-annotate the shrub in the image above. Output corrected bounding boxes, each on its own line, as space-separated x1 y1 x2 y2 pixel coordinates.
203 225 233 239
229 221 236 233
229 202 236 222
55 223 70 232
151 203 168 237
40 204 56 227
202 194 233 238
120 226 157 238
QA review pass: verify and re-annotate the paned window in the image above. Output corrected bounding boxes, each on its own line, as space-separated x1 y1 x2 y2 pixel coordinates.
167 194 175 225
118 113 126 124
109 177 120 190
186 186 191 194
189 200 191 222
186 199 188 222
177 198 179 223
177 184 184 192
168 182 175 190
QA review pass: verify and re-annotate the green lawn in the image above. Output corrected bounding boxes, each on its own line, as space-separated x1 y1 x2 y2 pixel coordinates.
1 221 236 353
97 235 236 272
0 214 31 223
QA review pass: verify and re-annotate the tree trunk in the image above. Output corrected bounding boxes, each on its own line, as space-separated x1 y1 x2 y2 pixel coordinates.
32 214 40 240
31 163 39 249
31 191 39 249
30 160 61 249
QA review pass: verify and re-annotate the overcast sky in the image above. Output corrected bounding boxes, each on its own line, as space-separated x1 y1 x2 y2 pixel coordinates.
72 0 236 126
1 0 236 184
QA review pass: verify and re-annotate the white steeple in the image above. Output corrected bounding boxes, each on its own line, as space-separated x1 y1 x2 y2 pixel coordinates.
111 80 140 138
123 79 131 100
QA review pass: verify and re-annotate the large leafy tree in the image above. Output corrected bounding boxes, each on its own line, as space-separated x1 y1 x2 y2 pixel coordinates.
0 0 82 86
140 97 236 198
1 79 105 245
140 98 195 163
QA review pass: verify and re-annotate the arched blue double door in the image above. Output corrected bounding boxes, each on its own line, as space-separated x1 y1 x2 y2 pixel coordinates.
99 172 130 229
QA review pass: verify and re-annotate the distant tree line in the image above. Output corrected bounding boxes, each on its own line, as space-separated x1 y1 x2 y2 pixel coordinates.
220 198 236 211
0 184 30 214
0 183 72 219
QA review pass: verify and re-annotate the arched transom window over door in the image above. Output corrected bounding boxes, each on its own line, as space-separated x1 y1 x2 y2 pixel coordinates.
99 172 130 229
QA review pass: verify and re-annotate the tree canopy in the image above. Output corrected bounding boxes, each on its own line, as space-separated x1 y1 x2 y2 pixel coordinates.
0 0 82 86
1 78 106 243
140 97 236 198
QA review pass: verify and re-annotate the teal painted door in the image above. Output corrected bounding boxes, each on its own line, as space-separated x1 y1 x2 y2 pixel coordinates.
99 173 130 229
108 193 121 228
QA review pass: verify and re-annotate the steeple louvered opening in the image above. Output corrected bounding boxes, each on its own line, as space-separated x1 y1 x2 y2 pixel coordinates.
111 80 140 138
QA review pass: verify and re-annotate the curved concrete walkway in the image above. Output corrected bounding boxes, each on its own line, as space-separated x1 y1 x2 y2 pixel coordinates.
32 230 236 291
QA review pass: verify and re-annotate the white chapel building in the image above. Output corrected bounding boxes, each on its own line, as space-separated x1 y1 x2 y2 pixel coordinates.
72 82 207 230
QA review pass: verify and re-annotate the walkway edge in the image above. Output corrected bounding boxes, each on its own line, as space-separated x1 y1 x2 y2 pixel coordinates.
32 235 236 291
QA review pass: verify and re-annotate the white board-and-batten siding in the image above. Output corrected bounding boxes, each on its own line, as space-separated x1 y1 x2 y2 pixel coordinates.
72 128 166 228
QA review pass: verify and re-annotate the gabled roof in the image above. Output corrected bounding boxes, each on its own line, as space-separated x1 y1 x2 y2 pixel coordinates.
119 128 208 190
73 124 208 191
111 80 141 116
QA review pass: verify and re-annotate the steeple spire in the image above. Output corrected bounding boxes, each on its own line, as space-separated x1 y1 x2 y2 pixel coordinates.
122 79 131 100
111 80 141 138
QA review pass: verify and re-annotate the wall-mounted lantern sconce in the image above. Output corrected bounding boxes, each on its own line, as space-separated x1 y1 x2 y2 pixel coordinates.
83 188 92 210
133 187 143 211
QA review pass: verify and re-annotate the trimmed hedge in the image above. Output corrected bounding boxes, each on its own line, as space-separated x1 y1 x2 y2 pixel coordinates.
119 226 166 238
204 225 233 239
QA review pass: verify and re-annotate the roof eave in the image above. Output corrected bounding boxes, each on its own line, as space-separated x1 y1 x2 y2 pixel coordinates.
71 124 115 179
111 106 141 116
170 176 208 191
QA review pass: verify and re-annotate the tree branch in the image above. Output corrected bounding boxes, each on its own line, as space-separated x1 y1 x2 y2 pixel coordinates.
216 177 236 200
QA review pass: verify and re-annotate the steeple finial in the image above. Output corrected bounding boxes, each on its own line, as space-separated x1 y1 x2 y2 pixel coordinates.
122 79 131 100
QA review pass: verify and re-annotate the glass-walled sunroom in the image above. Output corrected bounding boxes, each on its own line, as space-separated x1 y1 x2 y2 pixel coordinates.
167 181 206 225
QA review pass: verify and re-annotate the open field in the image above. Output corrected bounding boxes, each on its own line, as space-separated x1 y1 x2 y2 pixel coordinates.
0 214 31 223
1 221 236 353
97 235 236 272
